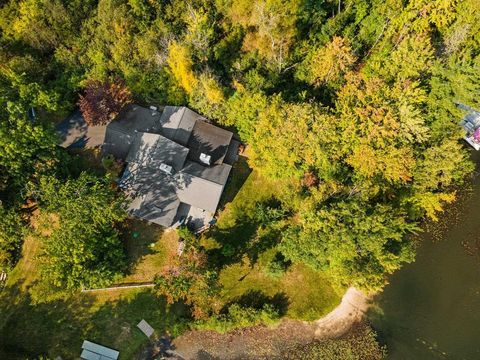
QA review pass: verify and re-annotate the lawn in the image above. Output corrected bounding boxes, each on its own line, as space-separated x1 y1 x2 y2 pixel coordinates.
207 169 342 321
120 219 179 284
219 250 341 321
0 216 186 360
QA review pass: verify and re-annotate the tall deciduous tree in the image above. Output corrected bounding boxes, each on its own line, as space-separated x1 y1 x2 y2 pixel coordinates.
34 173 127 290
167 41 198 94
155 247 220 319
298 36 356 87
0 204 24 272
222 0 304 69
0 102 57 189
280 201 417 291
78 78 132 126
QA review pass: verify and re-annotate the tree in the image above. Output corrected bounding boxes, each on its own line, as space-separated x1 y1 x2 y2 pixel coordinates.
1 0 74 52
78 78 132 126
280 201 417 291
222 89 268 141
0 204 24 272
33 173 127 291
336 72 429 186
167 41 198 94
249 96 338 181
0 102 57 189
155 248 220 319
222 0 304 69
298 36 356 87
189 72 226 119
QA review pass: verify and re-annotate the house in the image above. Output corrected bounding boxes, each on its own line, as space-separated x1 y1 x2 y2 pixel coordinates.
459 103 480 150
57 105 240 230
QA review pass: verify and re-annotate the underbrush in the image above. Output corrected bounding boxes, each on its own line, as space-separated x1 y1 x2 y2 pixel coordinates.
193 303 280 333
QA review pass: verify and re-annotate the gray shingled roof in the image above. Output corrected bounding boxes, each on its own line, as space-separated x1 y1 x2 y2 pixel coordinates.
126 132 189 172
174 172 225 213
107 105 236 227
181 160 231 185
159 106 204 146
187 120 233 165
129 186 180 227
109 104 163 134
120 164 180 227
103 105 163 160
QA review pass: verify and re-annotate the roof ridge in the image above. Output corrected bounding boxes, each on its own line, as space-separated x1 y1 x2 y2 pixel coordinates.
181 162 232 185
176 170 224 188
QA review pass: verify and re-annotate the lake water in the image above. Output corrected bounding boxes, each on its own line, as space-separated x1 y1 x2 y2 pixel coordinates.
371 151 480 359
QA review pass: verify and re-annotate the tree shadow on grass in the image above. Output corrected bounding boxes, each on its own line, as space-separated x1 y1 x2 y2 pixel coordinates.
208 210 282 269
0 280 188 360
86 291 190 359
218 156 252 209
120 219 164 275
0 280 96 359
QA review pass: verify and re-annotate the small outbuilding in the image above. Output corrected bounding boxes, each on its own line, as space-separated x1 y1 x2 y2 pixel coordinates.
80 340 119 360
137 319 155 338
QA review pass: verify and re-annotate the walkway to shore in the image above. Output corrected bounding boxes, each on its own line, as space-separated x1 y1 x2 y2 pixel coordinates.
164 287 370 360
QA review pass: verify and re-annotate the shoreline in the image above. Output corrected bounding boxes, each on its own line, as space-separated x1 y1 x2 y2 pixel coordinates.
150 287 371 359
313 287 370 339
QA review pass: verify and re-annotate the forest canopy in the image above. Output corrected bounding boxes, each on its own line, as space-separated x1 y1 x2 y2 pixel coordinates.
0 0 478 293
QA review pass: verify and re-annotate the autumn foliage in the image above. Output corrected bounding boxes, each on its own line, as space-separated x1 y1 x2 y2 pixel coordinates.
78 79 132 126
155 248 220 319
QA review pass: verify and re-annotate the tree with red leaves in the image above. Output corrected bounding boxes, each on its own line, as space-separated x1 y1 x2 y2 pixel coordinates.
78 79 132 126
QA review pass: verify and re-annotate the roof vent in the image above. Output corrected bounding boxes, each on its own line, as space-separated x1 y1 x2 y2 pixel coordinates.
160 163 173 175
150 105 158 111
199 153 211 165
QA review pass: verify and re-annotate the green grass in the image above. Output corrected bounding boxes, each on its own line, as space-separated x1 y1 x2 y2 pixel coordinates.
0 160 341 360
208 169 342 321
218 155 252 209
120 219 179 284
0 285 187 360
219 249 341 321
0 215 186 360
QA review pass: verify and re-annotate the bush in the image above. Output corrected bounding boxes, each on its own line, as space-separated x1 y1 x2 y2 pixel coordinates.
101 154 123 177
221 243 235 257
177 225 199 251
194 303 280 333
265 252 291 278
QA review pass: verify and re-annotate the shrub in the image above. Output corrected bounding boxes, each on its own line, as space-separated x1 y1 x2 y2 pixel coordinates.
265 252 291 278
101 154 123 177
194 303 280 333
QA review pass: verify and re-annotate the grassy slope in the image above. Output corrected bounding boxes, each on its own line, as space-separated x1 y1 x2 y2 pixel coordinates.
213 169 342 320
120 220 179 284
0 218 186 360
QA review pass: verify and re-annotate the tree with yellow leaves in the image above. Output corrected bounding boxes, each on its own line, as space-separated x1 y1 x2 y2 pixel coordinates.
299 36 356 87
167 41 198 94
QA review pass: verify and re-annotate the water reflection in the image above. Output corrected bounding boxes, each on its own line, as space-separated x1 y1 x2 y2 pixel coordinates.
371 149 480 359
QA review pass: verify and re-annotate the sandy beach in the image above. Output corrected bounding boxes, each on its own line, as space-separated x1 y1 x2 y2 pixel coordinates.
156 287 371 359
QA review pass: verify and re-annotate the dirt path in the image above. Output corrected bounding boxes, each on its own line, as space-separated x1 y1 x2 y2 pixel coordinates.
166 287 370 360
